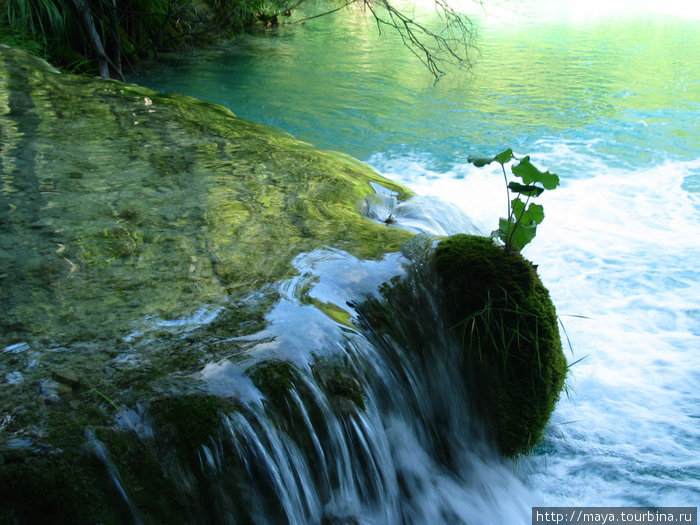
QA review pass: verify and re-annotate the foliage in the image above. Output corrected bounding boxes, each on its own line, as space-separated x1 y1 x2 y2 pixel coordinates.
0 0 225 76
468 148 560 253
0 0 477 79
0 21 46 56
0 0 66 57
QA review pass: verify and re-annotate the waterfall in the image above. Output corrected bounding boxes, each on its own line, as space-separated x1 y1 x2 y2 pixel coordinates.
138 202 534 524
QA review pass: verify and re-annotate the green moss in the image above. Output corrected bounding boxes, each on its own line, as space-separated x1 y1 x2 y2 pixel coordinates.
0 45 413 347
433 234 567 456
312 359 365 414
0 449 125 525
94 427 186 524
247 360 299 415
149 394 238 454
0 393 246 525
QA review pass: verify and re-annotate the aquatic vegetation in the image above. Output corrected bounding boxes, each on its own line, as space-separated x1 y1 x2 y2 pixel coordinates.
0 45 412 347
0 46 413 522
312 358 365 413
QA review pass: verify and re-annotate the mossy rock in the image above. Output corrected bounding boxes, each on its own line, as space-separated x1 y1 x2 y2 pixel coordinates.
0 46 415 522
0 394 244 525
432 234 567 456
247 360 300 415
0 44 414 348
0 449 124 525
312 359 365 414
149 394 240 456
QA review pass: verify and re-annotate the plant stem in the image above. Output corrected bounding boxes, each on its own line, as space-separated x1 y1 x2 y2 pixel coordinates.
506 193 531 252
501 162 511 231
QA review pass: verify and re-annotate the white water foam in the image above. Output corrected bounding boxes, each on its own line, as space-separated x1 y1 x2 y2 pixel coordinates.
368 147 700 506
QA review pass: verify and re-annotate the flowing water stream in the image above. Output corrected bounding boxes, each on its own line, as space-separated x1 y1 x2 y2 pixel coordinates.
125 0 698 519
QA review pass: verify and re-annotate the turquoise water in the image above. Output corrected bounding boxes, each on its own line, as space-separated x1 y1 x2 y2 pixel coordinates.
130 0 700 516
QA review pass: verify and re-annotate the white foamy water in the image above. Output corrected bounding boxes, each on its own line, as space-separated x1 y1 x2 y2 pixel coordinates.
370 145 700 507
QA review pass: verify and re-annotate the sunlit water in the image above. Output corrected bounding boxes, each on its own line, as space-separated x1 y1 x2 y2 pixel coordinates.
130 0 700 517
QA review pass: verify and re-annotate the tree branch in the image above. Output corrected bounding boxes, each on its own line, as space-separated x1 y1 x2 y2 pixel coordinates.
71 0 110 78
287 0 477 79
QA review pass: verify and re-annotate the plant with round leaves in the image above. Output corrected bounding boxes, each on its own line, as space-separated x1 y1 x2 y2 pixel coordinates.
467 148 560 252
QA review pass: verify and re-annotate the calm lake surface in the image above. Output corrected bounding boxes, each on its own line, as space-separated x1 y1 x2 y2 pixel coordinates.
130 0 699 516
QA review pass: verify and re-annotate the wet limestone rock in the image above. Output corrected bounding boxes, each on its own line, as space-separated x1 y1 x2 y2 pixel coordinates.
432 234 567 456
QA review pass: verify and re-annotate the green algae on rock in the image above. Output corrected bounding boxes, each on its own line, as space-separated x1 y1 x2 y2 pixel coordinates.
0 45 413 522
432 234 567 456
0 40 411 441
0 45 413 349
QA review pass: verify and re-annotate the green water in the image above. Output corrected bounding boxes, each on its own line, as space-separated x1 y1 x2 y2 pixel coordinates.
130 1 699 172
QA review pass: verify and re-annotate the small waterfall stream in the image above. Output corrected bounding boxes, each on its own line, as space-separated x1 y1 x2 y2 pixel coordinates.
101 203 534 524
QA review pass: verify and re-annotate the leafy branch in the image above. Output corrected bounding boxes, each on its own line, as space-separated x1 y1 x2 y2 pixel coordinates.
468 148 560 253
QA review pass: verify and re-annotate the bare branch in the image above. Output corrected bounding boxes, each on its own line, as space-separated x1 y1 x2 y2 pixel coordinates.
367 0 476 78
292 0 358 24
287 0 477 79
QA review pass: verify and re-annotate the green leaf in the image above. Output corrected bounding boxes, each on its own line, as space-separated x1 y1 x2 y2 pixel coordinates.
512 156 560 189
468 148 513 167
508 221 537 252
508 182 544 197
505 200 544 251
511 197 526 218
491 223 507 245
494 148 514 165
517 202 545 225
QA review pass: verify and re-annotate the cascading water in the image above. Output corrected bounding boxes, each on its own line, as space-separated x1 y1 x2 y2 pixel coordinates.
161 222 536 525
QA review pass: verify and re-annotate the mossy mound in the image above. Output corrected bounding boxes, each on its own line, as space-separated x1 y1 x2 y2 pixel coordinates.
432 234 567 456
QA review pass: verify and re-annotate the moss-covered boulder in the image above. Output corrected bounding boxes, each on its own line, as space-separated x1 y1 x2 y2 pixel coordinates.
0 448 126 525
312 359 365 415
432 234 567 456
247 360 301 415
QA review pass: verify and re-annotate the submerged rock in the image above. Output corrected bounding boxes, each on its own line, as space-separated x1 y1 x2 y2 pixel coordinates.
432 234 567 456
0 45 412 348
0 46 412 523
